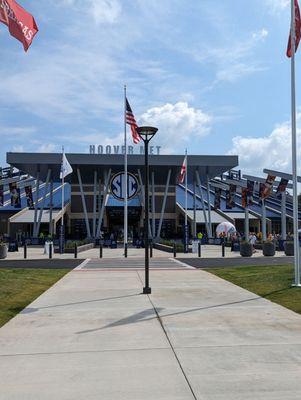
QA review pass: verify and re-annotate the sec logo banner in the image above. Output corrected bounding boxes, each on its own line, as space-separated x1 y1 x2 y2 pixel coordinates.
110 172 139 201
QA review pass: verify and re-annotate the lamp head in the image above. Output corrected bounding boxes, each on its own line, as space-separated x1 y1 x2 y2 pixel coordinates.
136 126 158 142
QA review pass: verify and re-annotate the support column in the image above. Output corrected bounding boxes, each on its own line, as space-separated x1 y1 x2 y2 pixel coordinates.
262 200 267 241
96 169 111 238
49 179 54 237
77 168 91 238
33 170 40 238
206 176 212 238
93 170 97 238
193 180 197 238
245 206 249 241
155 169 171 240
195 170 210 237
281 192 287 240
36 169 51 236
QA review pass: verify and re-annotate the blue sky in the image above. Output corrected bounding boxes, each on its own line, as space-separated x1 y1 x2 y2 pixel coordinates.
0 0 298 175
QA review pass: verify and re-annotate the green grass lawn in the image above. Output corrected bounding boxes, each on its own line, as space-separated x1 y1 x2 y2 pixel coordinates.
0 268 71 327
206 265 301 315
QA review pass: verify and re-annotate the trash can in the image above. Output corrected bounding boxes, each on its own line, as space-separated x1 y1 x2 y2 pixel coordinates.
192 240 199 254
8 242 17 252
110 240 117 249
44 241 49 255
233 242 240 252
44 241 53 255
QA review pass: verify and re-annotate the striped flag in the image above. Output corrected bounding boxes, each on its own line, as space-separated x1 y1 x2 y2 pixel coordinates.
179 155 187 184
0 0 38 52
126 98 140 144
287 0 301 57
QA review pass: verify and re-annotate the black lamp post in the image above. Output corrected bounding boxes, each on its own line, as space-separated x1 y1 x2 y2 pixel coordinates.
136 126 158 295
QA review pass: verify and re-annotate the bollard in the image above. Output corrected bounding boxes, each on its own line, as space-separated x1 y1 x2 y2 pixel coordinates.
198 242 201 258
222 241 225 257
173 243 177 258
49 243 53 259
150 242 153 258
74 243 77 259
24 243 27 259
99 243 103 258
124 243 128 258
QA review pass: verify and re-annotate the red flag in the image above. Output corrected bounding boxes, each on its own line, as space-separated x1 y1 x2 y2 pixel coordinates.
179 155 187 184
287 0 301 57
0 2 9 25
0 0 38 51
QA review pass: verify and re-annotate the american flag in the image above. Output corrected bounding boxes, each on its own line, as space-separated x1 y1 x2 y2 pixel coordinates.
126 98 140 144
179 155 187 184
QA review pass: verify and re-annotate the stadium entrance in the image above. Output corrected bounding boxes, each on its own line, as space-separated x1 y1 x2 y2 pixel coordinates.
107 206 142 241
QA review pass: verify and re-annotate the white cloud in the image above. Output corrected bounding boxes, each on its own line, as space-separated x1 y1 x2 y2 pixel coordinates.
265 0 290 13
11 145 24 152
189 29 269 84
252 29 269 41
216 63 267 83
228 114 301 176
0 126 37 137
62 0 121 24
59 102 212 154
90 0 121 24
0 46 122 120
37 143 57 153
139 102 212 152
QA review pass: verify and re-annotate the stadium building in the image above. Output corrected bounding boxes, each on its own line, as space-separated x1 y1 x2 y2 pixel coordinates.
0 151 297 242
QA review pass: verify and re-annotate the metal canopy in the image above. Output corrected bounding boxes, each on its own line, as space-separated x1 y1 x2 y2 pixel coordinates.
263 168 301 183
243 174 294 190
6 153 238 184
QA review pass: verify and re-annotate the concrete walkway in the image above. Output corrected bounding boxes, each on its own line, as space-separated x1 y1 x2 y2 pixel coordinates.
1 260 301 399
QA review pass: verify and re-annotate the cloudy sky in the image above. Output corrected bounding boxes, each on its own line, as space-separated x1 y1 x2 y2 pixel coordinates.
0 0 298 176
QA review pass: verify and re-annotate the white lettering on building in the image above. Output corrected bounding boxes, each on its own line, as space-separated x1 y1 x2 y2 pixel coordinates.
89 145 161 155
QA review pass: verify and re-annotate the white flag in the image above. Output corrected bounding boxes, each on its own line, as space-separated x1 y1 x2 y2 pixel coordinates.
60 152 73 179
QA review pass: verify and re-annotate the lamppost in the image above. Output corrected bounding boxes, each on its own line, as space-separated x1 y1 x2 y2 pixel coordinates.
136 126 158 294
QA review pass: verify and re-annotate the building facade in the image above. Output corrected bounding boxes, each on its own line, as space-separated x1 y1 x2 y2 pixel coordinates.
4 152 239 240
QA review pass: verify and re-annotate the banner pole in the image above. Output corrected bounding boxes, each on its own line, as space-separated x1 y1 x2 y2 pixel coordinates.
60 146 65 254
184 149 188 253
124 85 128 257
291 0 301 286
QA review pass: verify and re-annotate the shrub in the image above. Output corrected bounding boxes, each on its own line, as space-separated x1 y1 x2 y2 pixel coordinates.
64 239 91 249
159 239 184 252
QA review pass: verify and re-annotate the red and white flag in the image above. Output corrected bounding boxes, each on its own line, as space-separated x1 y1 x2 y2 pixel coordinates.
179 155 187 184
126 98 141 144
0 0 38 52
287 0 301 57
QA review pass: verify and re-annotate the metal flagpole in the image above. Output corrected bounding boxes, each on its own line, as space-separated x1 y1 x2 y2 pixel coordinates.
184 149 188 253
290 0 301 286
60 146 65 254
124 85 128 257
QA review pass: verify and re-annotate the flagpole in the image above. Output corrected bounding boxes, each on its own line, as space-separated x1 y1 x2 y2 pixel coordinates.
60 146 65 254
291 0 301 286
184 149 188 253
124 85 128 257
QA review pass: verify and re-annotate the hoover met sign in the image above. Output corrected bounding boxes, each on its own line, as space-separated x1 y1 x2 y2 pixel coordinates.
89 144 161 155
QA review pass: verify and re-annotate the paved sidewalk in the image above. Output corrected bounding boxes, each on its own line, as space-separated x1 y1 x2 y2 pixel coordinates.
1 261 301 399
